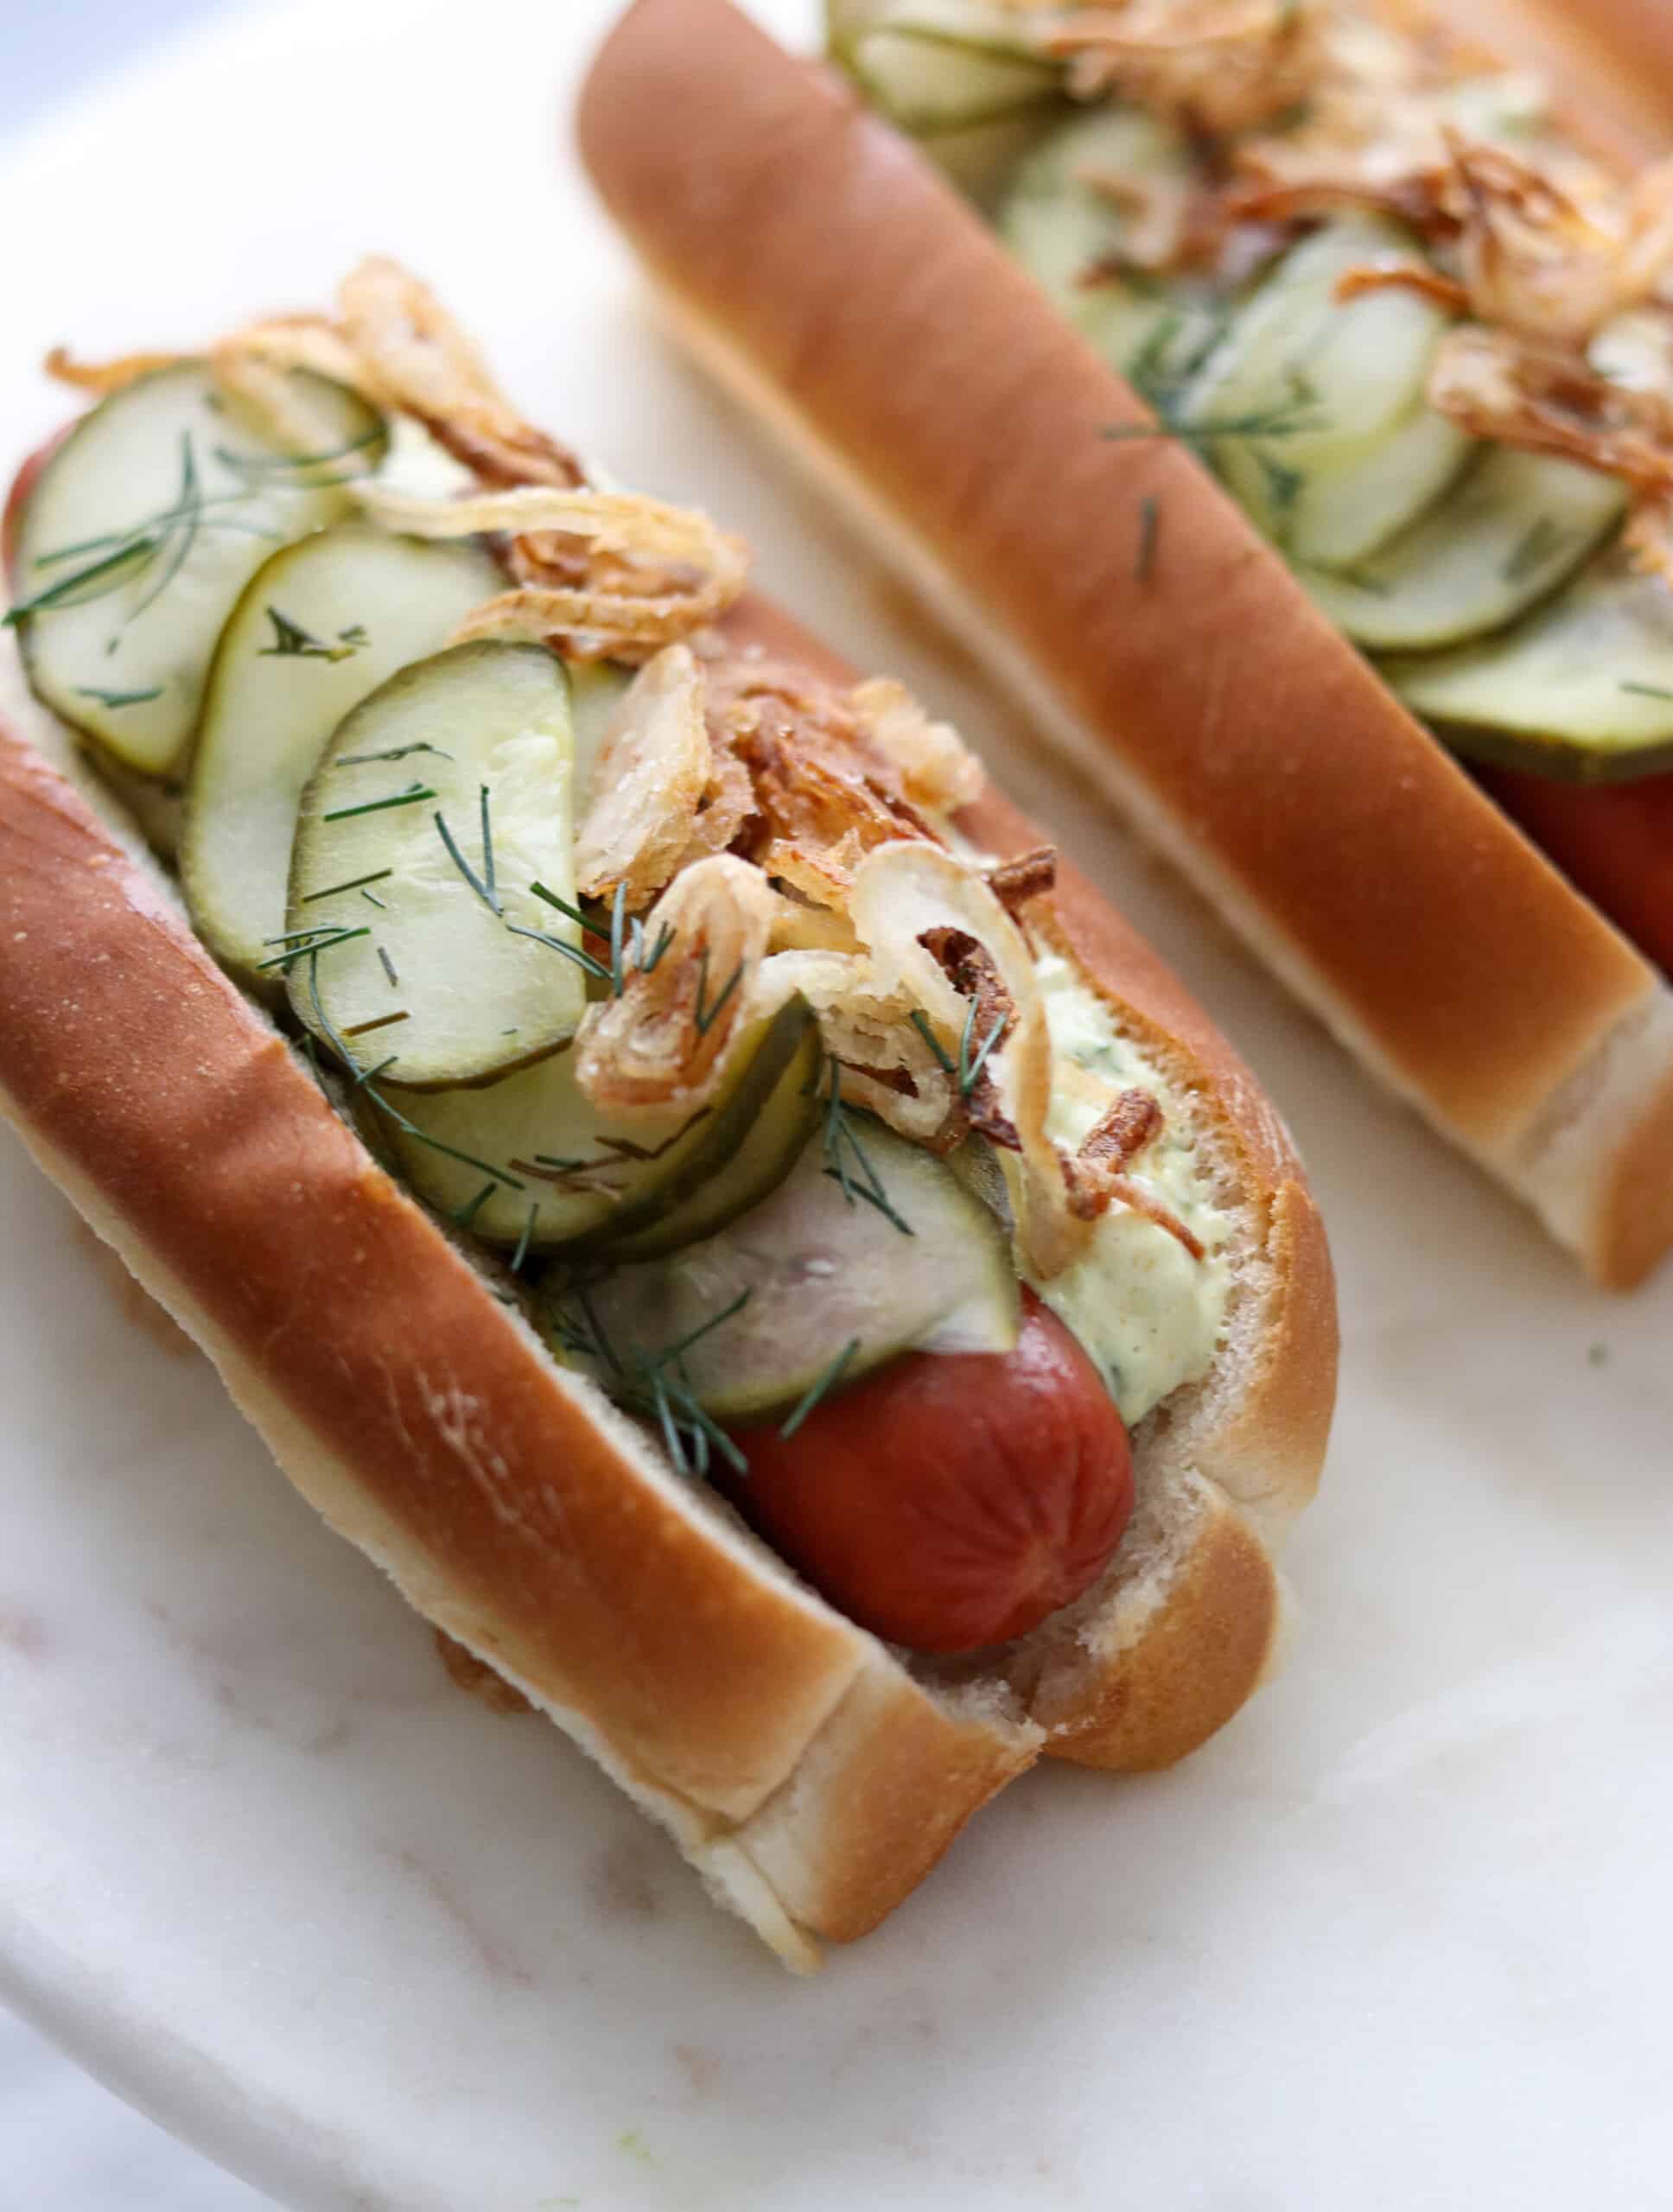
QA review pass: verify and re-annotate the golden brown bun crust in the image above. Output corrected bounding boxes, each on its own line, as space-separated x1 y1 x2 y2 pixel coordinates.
577 0 1663 1164
1040 1479 1280 1770
0 724 877 1818
723 594 1337 1769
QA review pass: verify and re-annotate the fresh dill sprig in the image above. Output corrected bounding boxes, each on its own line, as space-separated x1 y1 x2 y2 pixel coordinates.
1623 679 1673 702
322 781 437 823
1502 515 1567 584
334 741 456 769
511 1203 540 1274
212 423 384 480
73 683 163 709
508 918 614 986
630 915 677 976
434 799 501 915
910 1001 1008 1095
302 867 392 904
259 605 366 663
693 946 744 1037
302 947 522 1191
255 924 370 972
1136 495 1161 582
779 1338 862 1440
1101 394 1326 449
377 944 399 988
3 430 296 630
822 1063 913 1236
452 1183 497 1230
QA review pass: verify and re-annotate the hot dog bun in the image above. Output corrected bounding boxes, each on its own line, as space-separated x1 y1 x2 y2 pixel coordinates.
0 559 1333 1959
576 0 1673 1290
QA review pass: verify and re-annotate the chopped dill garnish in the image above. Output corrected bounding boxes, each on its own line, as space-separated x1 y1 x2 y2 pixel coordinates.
1502 515 1566 584
693 946 744 1037
302 867 392 904
334 740 455 768
258 605 366 662
73 683 163 709
778 1338 862 1440
910 1001 1008 1095
378 944 399 988
1623 680 1673 702
322 781 437 822
255 924 370 971
434 798 501 914
511 1202 540 1274
302 948 521 1190
822 1062 913 1236
343 1009 409 1039
451 1183 497 1230
1136 494 1161 582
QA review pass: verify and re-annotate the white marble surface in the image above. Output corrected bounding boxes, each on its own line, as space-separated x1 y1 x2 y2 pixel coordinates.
2 1 1672 2206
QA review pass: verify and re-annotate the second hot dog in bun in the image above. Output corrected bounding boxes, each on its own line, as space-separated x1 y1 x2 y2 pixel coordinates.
577 0 1673 1288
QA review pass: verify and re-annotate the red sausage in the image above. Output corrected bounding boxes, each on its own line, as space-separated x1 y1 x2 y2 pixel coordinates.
722 1291 1135 1656
1484 764 1673 979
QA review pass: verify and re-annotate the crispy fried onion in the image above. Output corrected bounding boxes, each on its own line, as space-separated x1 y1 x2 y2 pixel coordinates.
1038 0 1325 138
1441 141 1673 346
350 480 748 664
706 657 947 910
764 947 962 1146
574 856 778 1122
335 257 582 490
1428 324 1673 496
1059 1080 1202 1255
44 346 192 394
44 259 750 663
847 677 985 814
846 843 1091 1280
575 645 713 906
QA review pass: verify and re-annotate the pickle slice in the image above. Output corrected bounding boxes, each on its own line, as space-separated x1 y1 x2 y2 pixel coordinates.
287 641 584 1086
379 999 820 1257
1302 448 1625 652
556 1122 1020 1427
838 0 1060 134
8 363 385 777
1000 106 1227 388
181 526 502 988
1390 552 1673 785
1181 215 1470 566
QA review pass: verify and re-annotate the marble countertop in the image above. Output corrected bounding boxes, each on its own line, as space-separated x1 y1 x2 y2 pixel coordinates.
1 11 276 2197
3 3 1671 2209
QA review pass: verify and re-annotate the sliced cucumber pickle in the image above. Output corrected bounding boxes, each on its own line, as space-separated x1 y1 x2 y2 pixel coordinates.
596 1004 823 1262
840 0 1060 134
1302 447 1625 652
555 1122 1021 1427
373 993 819 1256
567 658 633 799
8 363 385 777
287 641 584 1086
1389 552 1673 784
181 527 502 988
1000 107 1225 384
1182 216 1470 566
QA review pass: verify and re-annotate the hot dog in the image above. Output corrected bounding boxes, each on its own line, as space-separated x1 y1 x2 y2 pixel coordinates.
576 0 1673 1289
0 261 1333 1964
